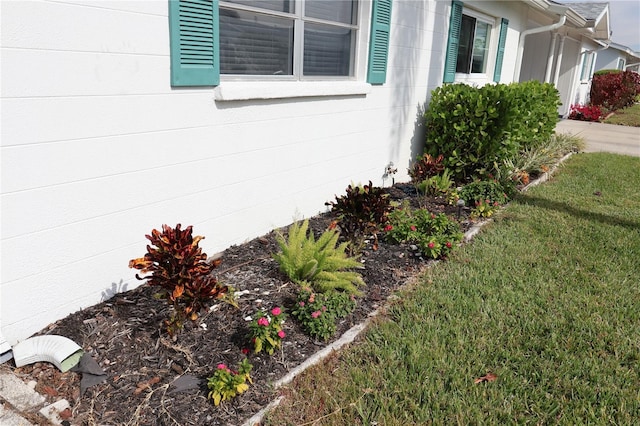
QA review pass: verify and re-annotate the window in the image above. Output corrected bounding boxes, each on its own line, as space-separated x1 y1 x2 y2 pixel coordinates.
219 0 357 78
617 58 626 70
456 15 491 74
169 0 392 87
443 0 508 83
580 52 595 81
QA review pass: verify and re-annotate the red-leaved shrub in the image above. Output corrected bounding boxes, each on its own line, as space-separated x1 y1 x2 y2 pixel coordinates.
129 224 228 334
590 71 640 111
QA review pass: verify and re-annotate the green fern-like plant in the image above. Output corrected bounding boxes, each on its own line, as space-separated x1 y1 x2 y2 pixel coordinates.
273 220 365 295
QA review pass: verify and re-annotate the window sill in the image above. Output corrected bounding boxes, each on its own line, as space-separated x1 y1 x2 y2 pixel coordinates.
214 81 372 101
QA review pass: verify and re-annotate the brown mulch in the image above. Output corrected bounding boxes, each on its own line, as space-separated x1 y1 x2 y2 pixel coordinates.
9 183 474 426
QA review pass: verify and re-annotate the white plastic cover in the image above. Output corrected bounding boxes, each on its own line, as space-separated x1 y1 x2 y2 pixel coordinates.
12 335 83 372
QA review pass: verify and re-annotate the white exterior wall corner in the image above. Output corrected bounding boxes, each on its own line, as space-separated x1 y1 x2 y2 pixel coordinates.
0 0 443 344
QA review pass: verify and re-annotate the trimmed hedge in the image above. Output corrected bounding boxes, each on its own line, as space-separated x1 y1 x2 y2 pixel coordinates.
424 81 560 181
593 69 621 76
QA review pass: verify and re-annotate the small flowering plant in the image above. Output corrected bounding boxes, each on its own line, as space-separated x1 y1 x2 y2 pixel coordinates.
470 199 500 219
291 289 356 341
385 206 462 259
207 358 253 406
248 307 286 355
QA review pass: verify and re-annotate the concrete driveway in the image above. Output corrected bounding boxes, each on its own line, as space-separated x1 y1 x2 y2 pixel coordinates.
555 119 640 157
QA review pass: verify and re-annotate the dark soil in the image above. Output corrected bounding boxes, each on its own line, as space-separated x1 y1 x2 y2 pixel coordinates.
10 183 474 426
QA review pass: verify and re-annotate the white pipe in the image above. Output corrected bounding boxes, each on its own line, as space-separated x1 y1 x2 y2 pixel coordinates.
514 15 567 81
553 35 566 86
545 32 559 83
12 335 83 372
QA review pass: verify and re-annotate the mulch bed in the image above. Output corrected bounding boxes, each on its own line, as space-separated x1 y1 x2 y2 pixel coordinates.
9 183 475 426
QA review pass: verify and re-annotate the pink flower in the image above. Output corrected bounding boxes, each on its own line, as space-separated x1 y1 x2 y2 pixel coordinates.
493 201 499 206
410 225 417 231
277 330 286 339
311 311 321 319
321 306 327 312
445 241 452 248
308 293 315 303
427 242 435 249
217 363 227 370
271 307 281 316
257 317 269 326
384 225 393 232
299 301 305 307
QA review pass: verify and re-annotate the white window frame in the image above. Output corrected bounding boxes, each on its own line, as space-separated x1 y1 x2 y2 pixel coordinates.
617 58 626 71
214 0 372 100
218 0 360 81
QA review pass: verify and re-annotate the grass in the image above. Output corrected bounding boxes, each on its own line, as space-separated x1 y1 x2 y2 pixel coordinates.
603 103 640 127
264 153 640 425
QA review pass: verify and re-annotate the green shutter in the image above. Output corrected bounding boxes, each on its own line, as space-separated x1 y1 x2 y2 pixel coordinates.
169 0 219 87
367 0 393 85
443 0 463 83
493 18 509 82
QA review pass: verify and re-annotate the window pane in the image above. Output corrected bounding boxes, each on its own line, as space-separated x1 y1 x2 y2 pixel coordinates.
456 15 474 73
471 21 490 73
220 9 294 75
303 23 353 76
224 0 293 13
305 0 356 24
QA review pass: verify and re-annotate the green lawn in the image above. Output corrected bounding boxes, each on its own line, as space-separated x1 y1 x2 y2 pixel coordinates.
265 153 640 425
604 103 640 127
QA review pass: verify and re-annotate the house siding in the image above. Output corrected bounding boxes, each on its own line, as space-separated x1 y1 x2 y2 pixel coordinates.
0 0 449 344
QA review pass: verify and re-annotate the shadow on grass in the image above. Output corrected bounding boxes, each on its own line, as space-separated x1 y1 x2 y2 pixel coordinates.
516 194 640 231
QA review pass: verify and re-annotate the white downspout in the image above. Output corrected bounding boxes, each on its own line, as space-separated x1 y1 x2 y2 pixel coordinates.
545 32 559 83
514 15 567 81
553 35 566 85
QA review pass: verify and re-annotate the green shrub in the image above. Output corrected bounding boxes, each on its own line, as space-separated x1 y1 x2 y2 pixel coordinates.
509 81 561 151
424 81 560 181
458 180 509 207
273 220 365 294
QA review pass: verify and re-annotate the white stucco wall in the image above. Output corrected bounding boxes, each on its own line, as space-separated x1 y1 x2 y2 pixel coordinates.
0 0 451 344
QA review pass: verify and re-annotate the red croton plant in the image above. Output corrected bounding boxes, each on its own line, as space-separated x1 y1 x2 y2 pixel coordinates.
129 223 228 334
